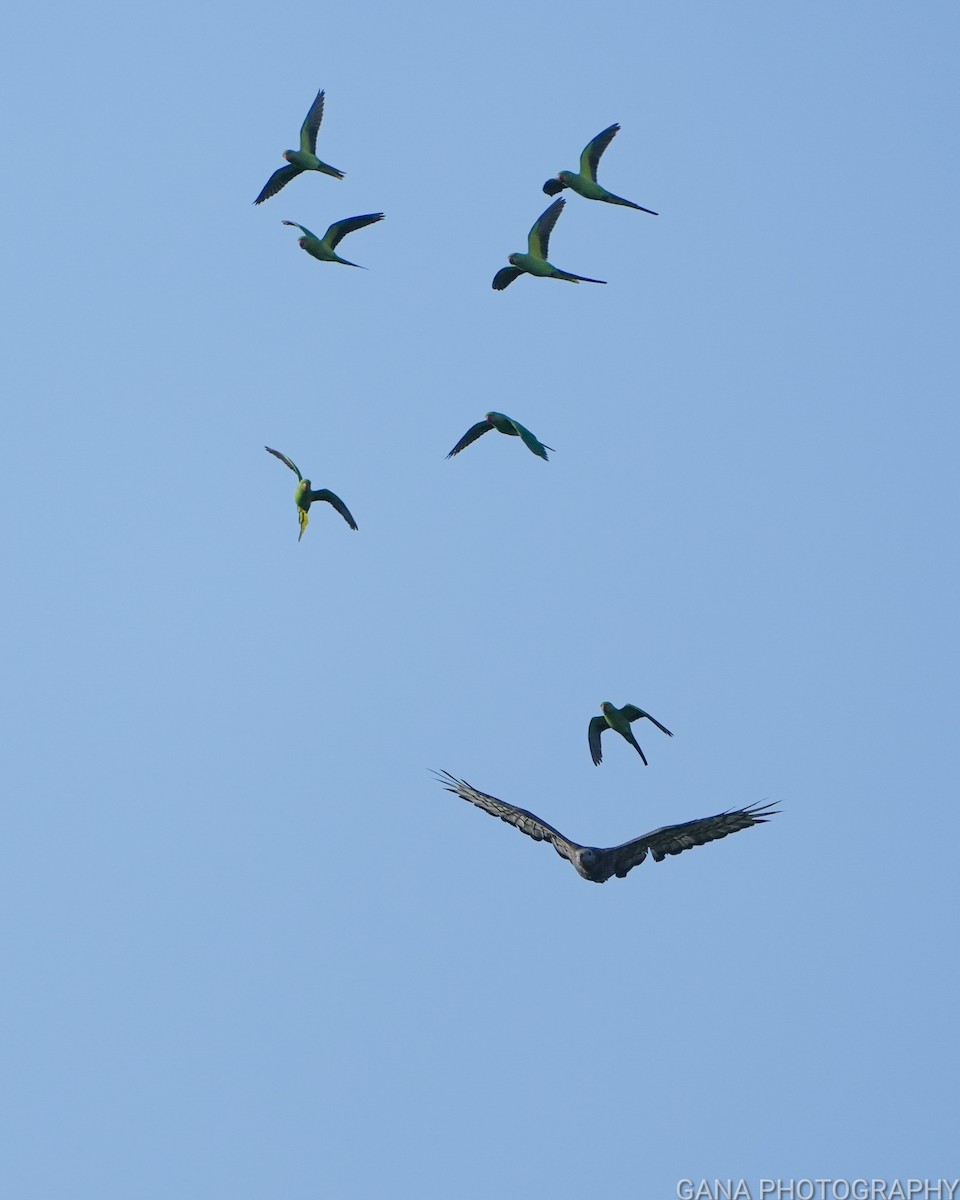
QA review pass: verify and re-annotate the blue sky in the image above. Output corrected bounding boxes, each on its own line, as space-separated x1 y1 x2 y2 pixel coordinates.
3 2 958 1197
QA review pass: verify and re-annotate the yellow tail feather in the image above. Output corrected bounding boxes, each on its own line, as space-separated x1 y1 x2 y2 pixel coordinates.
298 508 309 541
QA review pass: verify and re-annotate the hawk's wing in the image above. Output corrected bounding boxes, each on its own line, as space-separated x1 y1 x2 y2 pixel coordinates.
300 87 325 155
581 123 620 182
602 802 780 879
265 446 302 480
437 772 581 869
528 197 565 260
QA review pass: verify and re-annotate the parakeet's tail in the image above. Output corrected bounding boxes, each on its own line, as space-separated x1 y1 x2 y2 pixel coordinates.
627 732 649 766
554 270 607 285
609 193 658 215
317 163 346 179
298 509 309 541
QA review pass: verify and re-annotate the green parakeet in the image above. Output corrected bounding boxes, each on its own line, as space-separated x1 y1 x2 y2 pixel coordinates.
543 124 658 214
254 88 344 205
588 701 674 766
282 213 384 267
492 198 606 290
265 446 358 541
447 412 553 460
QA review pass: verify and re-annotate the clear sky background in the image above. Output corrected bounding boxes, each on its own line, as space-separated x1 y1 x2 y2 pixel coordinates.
3 2 958 1197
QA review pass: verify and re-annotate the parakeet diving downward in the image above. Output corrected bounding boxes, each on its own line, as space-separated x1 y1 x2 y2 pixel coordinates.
446 412 553 460
254 87 344 205
264 446 358 541
543 124 658 215
282 214 384 267
492 198 606 290
588 701 674 767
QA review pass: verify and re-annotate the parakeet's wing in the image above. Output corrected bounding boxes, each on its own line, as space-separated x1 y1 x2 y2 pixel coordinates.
281 219 318 239
310 489 358 530
588 716 607 765
446 420 493 458
622 705 674 737
542 177 565 196
322 212 384 250
507 419 552 459
265 446 302 480
437 772 582 868
492 266 523 291
254 165 303 205
528 197 565 260
602 803 780 878
580 123 620 181
300 87 325 154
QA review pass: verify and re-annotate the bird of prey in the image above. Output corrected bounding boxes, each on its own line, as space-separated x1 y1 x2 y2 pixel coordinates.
437 772 777 884
282 214 384 268
492 198 606 290
264 446 358 541
588 701 674 766
543 123 658 215
254 87 344 205
446 412 554 461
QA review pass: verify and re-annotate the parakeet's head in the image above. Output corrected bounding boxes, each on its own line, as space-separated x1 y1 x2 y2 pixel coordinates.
283 151 296 162
558 170 575 185
508 254 521 266
600 702 614 715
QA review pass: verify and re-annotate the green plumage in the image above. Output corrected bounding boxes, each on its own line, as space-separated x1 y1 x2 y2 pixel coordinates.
265 446 358 541
446 412 554 460
543 124 658 215
492 198 606 290
254 87 345 205
588 701 674 767
282 213 384 268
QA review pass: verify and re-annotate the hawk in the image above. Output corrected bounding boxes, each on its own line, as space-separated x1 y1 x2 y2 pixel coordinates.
437 771 777 884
